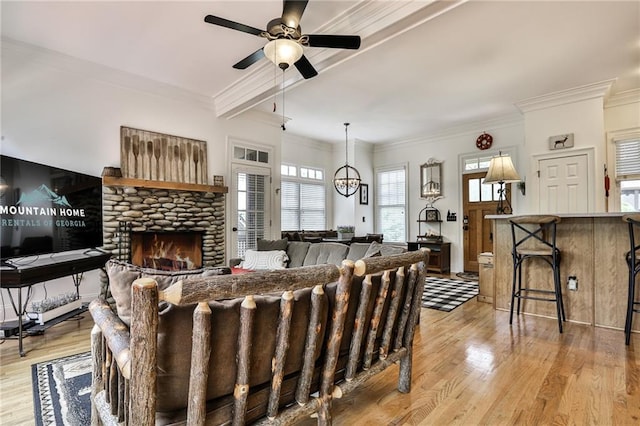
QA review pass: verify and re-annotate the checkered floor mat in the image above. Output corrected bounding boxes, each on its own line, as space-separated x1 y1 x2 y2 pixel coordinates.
422 277 479 312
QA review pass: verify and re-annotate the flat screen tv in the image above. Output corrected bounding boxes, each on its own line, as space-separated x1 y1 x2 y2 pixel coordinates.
0 155 103 259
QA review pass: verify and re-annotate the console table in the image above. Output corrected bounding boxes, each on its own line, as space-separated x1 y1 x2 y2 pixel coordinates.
1 250 111 356
407 240 451 274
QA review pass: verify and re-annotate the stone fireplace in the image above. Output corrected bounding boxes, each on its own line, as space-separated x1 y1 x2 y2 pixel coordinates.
99 178 227 299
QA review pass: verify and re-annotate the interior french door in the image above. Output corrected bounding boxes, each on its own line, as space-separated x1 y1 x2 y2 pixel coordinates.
231 165 271 258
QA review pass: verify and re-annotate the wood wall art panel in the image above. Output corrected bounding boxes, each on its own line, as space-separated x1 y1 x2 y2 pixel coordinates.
120 126 208 184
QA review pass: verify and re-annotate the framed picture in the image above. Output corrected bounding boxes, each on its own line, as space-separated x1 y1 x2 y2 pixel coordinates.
426 208 440 221
359 183 369 205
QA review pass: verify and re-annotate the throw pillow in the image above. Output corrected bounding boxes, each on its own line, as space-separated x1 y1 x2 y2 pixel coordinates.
106 259 230 325
257 238 288 251
242 249 288 270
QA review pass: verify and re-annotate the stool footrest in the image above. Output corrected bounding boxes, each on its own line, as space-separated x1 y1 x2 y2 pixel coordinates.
514 288 558 303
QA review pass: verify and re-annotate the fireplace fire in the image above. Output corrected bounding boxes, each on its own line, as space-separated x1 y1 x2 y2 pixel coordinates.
131 232 203 271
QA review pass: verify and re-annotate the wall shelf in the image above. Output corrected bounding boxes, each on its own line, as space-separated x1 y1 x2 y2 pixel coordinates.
102 176 228 193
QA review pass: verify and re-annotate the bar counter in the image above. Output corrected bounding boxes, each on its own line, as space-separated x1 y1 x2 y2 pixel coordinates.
487 213 634 331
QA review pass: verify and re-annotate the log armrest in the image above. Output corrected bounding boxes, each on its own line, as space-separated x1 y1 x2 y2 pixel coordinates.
89 298 132 379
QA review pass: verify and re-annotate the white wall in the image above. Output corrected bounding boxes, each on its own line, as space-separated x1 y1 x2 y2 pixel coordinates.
520 97 607 212
373 120 524 272
354 139 374 235
1 41 282 320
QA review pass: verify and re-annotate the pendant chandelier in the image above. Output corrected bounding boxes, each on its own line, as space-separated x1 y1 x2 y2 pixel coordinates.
333 123 361 197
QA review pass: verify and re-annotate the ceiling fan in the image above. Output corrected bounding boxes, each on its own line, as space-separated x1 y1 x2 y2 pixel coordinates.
204 0 361 79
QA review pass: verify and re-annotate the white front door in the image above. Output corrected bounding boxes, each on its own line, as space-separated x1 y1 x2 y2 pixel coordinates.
538 154 589 213
230 165 271 258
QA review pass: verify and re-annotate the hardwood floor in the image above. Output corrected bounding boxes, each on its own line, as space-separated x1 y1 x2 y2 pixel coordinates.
1 301 639 425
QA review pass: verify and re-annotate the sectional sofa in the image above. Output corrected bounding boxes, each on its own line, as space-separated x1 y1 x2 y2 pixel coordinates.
90 248 429 425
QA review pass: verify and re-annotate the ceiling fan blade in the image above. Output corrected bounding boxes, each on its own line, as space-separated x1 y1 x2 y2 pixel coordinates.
294 55 318 79
282 0 309 28
204 15 263 36
233 48 266 70
306 34 361 50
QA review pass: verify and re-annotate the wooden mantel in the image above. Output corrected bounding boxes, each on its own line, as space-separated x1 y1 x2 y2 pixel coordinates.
102 176 228 194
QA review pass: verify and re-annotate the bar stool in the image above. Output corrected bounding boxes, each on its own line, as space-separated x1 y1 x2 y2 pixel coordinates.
623 214 640 345
509 215 566 333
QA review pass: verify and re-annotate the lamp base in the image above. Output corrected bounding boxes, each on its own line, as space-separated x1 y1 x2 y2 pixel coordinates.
495 183 513 215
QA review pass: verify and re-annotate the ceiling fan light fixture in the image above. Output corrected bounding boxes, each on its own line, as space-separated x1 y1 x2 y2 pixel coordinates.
263 39 303 69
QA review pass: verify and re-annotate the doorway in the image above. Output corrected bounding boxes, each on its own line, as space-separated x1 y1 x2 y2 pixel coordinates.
462 172 506 272
230 165 271 259
538 153 589 213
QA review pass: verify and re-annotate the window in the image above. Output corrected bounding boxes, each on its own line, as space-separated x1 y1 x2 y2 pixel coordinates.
281 164 326 230
468 177 500 203
376 167 406 242
615 136 640 212
234 146 269 163
464 156 492 171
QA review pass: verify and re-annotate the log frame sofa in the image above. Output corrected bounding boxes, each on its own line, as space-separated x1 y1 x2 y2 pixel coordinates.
89 249 429 425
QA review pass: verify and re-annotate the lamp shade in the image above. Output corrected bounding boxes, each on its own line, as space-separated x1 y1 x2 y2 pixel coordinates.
484 154 521 183
263 39 303 69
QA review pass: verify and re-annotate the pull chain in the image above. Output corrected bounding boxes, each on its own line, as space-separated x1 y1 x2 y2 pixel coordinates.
273 43 277 113
281 69 286 131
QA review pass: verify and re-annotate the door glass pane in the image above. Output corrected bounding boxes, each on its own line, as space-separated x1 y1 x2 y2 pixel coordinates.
493 184 501 201
469 178 480 202
479 157 492 169
464 159 479 171
234 147 245 160
480 181 493 201
236 172 266 257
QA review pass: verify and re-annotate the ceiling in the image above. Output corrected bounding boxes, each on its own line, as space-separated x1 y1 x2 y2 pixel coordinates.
2 1 639 144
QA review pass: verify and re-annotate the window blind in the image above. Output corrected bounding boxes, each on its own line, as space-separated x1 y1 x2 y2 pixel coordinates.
616 138 640 180
281 180 325 230
376 168 406 242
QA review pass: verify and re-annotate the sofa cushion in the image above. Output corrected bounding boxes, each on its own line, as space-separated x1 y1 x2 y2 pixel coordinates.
346 242 373 261
241 249 288 270
257 238 288 252
106 259 230 325
364 241 407 258
302 242 349 266
286 241 311 268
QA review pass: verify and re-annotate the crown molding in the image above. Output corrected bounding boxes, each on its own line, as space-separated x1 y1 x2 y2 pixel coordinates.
605 88 640 109
374 112 524 153
282 132 332 153
235 109 290 129
2 37 216 111
213 0 467 118
515 79 616 113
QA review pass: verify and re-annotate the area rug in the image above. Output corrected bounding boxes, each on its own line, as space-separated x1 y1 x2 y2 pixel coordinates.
455 271 479 281
32 351 92 426
422 277 478 312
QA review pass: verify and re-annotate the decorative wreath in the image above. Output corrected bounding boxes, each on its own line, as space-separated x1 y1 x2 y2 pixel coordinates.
476 132 493 150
